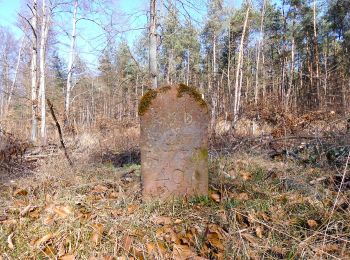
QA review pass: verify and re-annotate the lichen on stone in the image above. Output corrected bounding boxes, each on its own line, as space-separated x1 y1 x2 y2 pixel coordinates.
176 84 207 111
138 89 157 116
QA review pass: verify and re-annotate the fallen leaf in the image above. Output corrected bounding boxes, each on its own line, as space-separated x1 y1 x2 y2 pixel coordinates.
127 204 138 214
20 204 37 217
307 219 318 228
206 224 224 251
115 256 128 260
91 224 104 245
54 205 73 218
320 243 339 253
240 171 252 181
132 246 145 260
59 255 75 260
43 214 55 225
2 219 17 226
228 169 237 179
255 226 263 238
147 242 167 257
122 235 133 255
43 245 56 256
111 208 123 217
7 233 14 249
210 192 221 203
174 219 183 224
173 244 196 260
109 191 118 199
29 207 41 219
13 188 28 196
241 233 259 245
151 216 172 225
236 192 249 201
92 184 109 194
35 233 55 247
269 246 287 257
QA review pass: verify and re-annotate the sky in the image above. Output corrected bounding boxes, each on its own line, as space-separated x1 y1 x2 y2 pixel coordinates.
0 0 246 71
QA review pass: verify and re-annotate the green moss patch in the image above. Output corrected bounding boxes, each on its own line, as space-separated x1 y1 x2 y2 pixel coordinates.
138 89 157 116
176 84 207 111
138 86 172 116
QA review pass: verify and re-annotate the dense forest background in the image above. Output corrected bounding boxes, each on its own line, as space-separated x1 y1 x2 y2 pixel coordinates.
0 0 349 142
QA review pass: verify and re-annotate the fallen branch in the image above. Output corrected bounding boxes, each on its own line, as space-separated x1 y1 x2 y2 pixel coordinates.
47 99 73 167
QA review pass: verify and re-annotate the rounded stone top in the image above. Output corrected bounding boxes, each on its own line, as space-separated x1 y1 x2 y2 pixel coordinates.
138 84 208 116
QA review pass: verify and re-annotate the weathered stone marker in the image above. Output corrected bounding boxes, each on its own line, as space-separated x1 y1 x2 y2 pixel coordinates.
139 84 209 201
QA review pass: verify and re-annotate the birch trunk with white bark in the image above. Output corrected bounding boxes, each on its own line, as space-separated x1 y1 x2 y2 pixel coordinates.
65 0 78 122
233 5 250 123
31 0 38 142
39 0 50 144
5 36 24 115
254 0 266 105
149 0 158 89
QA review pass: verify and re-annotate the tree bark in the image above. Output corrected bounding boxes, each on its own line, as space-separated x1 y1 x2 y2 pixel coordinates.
149 0 158 89
5 36 24 115
31 0 38 142
254 0 266 106
39 0 50 145
65 0 78 122
233 5 250 123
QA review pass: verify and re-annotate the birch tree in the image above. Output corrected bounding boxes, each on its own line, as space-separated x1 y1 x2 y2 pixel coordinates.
5 36 24 115
38 0 51 144
233 4 250 123
64 0 78 123
254 0 266 106
149 0 158 89
30 0 38 142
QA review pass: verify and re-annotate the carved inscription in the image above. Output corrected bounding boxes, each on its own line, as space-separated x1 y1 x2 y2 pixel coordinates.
140 85 209 200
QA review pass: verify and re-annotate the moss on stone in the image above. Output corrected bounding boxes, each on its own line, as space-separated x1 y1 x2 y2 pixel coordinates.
191 147 209 162
158 85 171 93
138 86 172 116
138 89 157 116
199 148 209 159
176 84 207 112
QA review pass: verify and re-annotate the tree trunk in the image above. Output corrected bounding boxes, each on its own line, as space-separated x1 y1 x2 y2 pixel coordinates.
149 0 158 89
254 0 266 106
39 0 50 145
6 36 24 115
31 0 38 142
65 0 78 123
233 5 250 123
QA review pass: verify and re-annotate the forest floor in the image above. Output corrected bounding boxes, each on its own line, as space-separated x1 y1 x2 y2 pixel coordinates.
0 144 349 259
1 112 350 259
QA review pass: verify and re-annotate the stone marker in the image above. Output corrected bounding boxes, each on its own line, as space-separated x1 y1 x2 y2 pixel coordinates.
139 84 209 201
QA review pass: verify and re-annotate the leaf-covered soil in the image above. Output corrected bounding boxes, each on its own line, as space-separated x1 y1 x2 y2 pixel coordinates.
0 150 349 259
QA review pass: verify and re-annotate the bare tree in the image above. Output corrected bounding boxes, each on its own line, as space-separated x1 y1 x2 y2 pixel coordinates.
254 0 266 106
149 0 158 89
64 0 78 123
38 0 51 144
5 36 24 116
233 4 250 123
30 0 38 142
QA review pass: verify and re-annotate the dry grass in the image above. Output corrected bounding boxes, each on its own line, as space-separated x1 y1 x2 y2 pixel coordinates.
0 146 349 259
